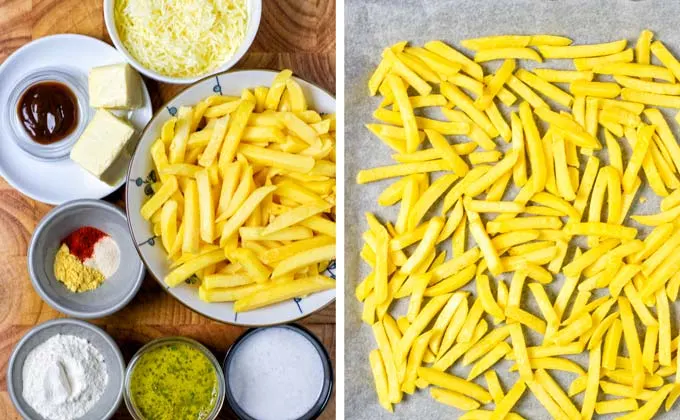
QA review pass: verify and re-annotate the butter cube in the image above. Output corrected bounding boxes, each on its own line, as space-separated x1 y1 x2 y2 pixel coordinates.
88 63 142 109
70 109 135 182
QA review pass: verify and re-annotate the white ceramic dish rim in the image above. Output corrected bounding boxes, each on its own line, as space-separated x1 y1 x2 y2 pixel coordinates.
125 69 336 327
6 318 125 420
103 0 263 84
0 34 153 205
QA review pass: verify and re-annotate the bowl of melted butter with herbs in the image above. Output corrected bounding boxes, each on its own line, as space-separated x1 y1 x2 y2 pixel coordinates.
124 337 225 420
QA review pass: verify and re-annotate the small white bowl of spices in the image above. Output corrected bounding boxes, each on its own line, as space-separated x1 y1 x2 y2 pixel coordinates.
27 199 145 318
223 324 334 420
7 318 125 420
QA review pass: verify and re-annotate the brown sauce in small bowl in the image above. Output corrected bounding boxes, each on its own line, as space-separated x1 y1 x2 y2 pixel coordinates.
17 81 78 144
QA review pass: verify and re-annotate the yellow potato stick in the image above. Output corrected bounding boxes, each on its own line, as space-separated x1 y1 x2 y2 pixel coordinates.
485 103 511 142
477 275 505 319
475 59 516 110
441 83 498 137
218 100 255 167
651 40 680 81
194 169 215 243
467 342 510 380
574 48 635 71
595 399 638 415
159 200 178 253
404 47 463 78
506 75 549 109
508 113 527 187
538 39 627 58
533 68 593 82
141 175 178 220
369 350 393 412
396 294 451 364
271 244 335 279
617 384 674 420
525 379 569 420
516 69 573 107
563 222 636 241
165 249 227 287
427 293 467 354
203 274 254 289
264 69 292 110
442 109 496 151
168 106 193 164
531 192 579 220
618 297 645 394
409 175 458 229
402 217 444 274
487 216 562 234
372 320 402 404
657 289 672 367
465 209 502 276
465 200 523 213
490 379 526 420
505 306 547 334
570 80 621 98
462 325 510 367
417 367 492 404
181 179 200 254
385 74 419 153
198 115 229 168
150 140 171 183
402 330 433 395
484 371 505 405
383 48 432 96
199 283 266 303
534 107 599 148
219 185 277 246
464 151 517 197
357 160 450 184
437 200 464 243
642 324 660 374
442 165 492 212
424 41 484 81
550 133 575 201
424 264 476 297
594 61 674 81
632 203 680 226
614 75 680 96
397 51 440 84
622 88 680 108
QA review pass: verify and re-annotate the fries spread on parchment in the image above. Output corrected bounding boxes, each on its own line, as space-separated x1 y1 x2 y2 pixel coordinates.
359 32 680 417
141 69 336 313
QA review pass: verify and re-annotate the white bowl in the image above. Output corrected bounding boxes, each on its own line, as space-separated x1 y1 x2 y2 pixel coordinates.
103 0 262 84
125 69 336 326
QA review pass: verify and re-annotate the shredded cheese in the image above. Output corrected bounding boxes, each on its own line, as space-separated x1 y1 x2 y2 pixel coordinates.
114 0 248 78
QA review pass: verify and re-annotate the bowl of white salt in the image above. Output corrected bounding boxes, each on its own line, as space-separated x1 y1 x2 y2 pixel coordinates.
6 318 125 420
223 324 334 420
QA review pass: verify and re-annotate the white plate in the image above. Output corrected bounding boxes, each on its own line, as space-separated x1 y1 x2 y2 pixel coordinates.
0 34 153 205
126 70 336 326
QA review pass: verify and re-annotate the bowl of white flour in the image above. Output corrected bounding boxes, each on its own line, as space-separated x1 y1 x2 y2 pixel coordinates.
7 318 125 420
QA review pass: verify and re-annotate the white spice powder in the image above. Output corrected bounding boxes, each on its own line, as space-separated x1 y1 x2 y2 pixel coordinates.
84 236 120 278
22 334 108 420
228 327 325 420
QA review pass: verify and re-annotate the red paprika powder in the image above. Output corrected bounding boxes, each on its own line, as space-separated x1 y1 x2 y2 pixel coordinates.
62 226 107 261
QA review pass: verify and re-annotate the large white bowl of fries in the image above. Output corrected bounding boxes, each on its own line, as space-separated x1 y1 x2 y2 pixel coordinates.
126 69 336 326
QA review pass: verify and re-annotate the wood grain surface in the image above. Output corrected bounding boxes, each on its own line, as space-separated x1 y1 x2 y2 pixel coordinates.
0 0 336 418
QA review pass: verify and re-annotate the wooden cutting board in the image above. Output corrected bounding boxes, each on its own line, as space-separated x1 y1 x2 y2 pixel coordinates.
0 0 336 418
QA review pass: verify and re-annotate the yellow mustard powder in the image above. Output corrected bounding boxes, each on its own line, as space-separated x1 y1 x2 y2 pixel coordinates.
53 244 105 292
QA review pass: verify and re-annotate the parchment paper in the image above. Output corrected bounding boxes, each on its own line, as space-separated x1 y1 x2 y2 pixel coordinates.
345 1 680 418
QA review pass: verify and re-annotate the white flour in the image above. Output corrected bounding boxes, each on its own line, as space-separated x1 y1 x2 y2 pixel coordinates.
84 236 120 278
228 327 325 420
22 334 108 420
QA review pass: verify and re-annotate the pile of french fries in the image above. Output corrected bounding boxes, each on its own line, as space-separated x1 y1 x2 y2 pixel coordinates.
140 69 336 313
358 32 680 418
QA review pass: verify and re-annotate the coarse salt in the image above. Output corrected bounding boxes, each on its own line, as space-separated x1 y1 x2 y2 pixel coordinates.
228 327 325 420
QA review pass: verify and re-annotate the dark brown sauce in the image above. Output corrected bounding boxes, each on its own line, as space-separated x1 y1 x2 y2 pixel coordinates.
17 81 78 144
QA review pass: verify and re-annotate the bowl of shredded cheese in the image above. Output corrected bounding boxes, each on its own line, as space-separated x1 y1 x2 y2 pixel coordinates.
104 0 261 84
